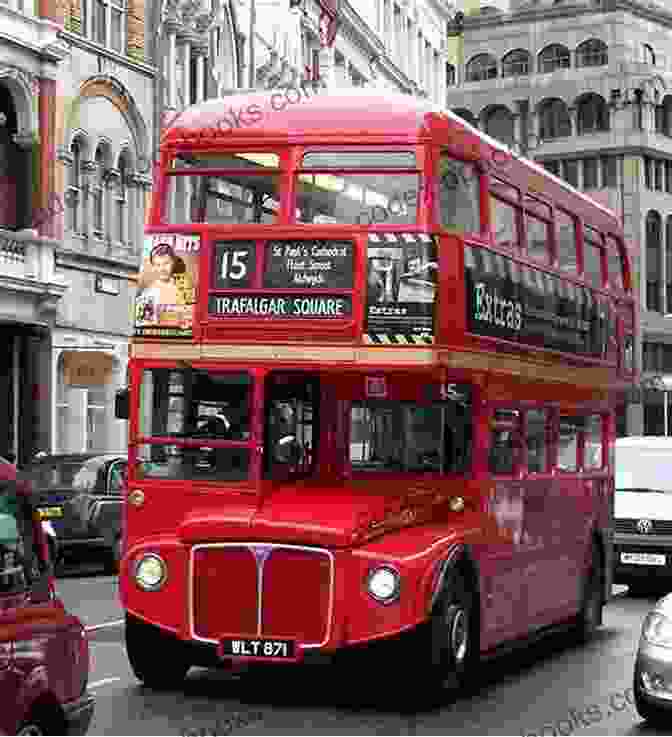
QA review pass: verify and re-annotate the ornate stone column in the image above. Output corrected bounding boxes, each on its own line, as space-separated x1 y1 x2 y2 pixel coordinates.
193 42 208 104
80 160 97 243
165 17 180 111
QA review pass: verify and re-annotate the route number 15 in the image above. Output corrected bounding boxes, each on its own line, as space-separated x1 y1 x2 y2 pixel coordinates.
220 249 249 281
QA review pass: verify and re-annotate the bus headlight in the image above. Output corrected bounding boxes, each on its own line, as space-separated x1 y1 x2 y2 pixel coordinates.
367 566 400 604
134 554 167 591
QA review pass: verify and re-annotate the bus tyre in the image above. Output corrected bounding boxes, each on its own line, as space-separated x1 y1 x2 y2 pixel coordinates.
125 613 189 689
575 543 603 644
412 567 476 699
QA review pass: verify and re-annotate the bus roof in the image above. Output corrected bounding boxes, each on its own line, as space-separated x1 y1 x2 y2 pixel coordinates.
162 89 619 226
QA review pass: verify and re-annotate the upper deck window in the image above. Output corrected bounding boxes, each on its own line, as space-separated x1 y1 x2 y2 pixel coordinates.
301 151 416 169
606 235 625 291
171 152 280 170
438 154 480 233
557 210 578 273
296 172 420 225
165 152 281 225
583 224 605 288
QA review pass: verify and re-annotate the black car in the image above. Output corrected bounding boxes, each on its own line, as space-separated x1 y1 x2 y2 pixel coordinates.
19 454 127 573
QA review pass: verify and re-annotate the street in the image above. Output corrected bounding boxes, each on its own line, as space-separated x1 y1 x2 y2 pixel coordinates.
54 567 668 737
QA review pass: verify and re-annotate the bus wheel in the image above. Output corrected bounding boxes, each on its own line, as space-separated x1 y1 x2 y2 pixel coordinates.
575 543 603 644
125 613 189 689
411 567 476 699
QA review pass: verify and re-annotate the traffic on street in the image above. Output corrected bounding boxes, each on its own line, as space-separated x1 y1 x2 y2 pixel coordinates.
56 566 660 736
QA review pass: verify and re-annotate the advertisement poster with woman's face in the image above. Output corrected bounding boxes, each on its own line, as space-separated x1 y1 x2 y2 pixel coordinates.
134 234 200 338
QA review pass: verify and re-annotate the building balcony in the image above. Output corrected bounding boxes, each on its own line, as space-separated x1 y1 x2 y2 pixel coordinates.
0 227 68 320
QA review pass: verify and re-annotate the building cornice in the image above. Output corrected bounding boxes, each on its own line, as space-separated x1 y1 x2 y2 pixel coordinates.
59 30 157 78
338 1 415 92
55 250 140 275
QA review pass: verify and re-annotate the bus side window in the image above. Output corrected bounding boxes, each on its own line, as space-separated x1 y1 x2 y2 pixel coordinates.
558 416 584 472
557 210 578 273
583 415 604 469
490 197 517 249
489 409 521 475
438 155 480 233
526 408 548 473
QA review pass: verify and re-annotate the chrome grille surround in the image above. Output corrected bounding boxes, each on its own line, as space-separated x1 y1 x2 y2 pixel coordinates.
189 542 335 649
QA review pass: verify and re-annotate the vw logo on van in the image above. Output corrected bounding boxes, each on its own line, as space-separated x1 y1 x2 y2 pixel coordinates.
637 518 653 534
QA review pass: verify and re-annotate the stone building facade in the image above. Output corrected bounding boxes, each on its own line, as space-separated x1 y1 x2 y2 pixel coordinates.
445 0 672 436
51 0 154 454
0 0 70 464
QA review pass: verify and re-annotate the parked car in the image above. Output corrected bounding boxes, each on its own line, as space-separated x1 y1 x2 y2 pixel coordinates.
634 593 672 726
0 455 59 565
18 454 127 573
0 460 94 734
614 437 672 595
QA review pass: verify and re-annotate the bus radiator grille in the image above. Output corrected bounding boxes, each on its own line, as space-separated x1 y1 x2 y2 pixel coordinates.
192 546 259 640
191 544 333 646
261 547 332 645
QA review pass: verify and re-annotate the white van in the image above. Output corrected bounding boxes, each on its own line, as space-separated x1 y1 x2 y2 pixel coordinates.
614 437 672 593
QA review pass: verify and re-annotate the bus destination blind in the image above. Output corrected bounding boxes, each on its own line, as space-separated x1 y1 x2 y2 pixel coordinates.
210 239 354 319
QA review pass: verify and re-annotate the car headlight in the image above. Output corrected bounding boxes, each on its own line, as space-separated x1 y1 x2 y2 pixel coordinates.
367 566 400 604
134 554 167 591
643 611 672 648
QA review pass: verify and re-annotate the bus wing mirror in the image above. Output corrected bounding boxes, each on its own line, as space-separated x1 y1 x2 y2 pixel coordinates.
115 388 129 420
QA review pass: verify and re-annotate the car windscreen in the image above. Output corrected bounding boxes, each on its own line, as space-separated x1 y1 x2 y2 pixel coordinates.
22 461 100 492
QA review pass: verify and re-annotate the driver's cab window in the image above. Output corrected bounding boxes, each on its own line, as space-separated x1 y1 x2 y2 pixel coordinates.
437 153 480 233
265 374 319 479
0 488 42 594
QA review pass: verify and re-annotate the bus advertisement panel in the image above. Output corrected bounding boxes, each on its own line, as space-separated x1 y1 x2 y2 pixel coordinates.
134 234 200 338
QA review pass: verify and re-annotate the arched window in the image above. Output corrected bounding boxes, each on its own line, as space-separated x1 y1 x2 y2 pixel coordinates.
68 139 82 234
446 63 456 87
646 210 663 312
576 94 609 133
466 54 497 82
93 145 105 238
483 106 515 146
538 44 571 73
538 99 571 140
502 49 531 77
576 39 608 67
643 43 656 66
117 152 128 245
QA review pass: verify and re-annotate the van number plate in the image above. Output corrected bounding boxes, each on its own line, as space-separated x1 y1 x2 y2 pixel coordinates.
621 552 666 566
219 639 295 658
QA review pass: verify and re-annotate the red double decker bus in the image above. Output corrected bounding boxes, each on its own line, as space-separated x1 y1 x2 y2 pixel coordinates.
118 90 637 694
